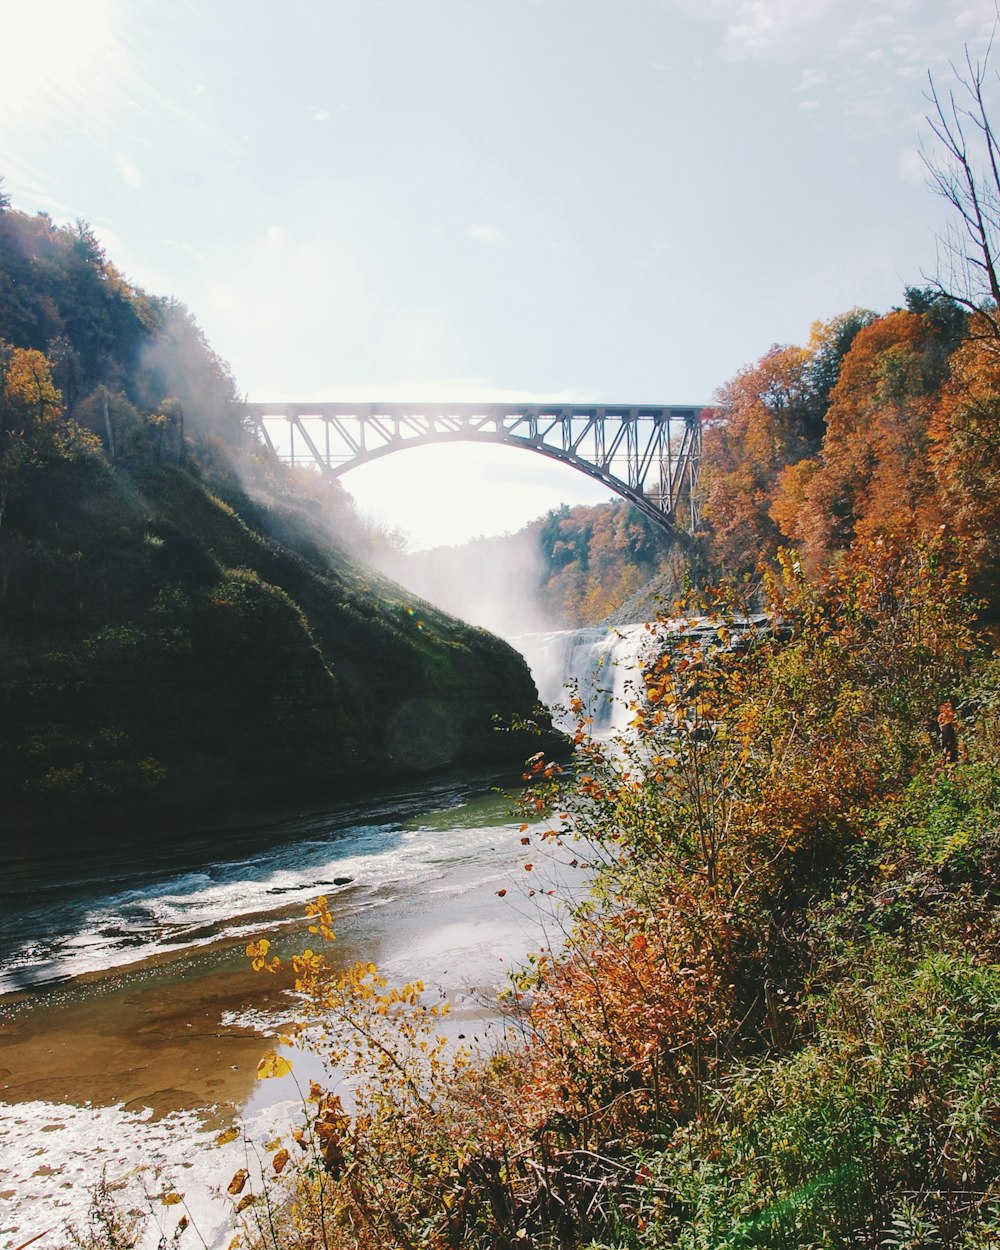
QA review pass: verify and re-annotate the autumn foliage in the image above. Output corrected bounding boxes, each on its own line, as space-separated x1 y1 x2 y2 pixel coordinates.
214 262 1000 1247
699 293 996 608
230 512 1000 1249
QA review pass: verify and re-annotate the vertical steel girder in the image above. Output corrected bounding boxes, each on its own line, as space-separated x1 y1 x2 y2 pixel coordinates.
240 402 704 540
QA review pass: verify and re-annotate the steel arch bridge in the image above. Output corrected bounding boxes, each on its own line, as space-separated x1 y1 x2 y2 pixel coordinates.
243 402 706 542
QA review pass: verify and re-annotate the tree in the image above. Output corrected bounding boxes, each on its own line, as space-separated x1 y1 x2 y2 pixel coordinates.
770 311 946 569
924 37 1000 338
929 320 1000 608
0 343 64 531
805 308 878 437
0 342 101 533
700 343 816 578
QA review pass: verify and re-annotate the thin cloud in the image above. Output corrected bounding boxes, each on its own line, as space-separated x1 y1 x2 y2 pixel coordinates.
896 146 927 186
164 239 207 263
667 0 999 133
671 1 996 72
309 106 331 122
797 67 827 91
114 153 143 189
466 224 504 245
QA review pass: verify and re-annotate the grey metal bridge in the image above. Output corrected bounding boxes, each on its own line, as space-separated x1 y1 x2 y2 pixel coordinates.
243 402 706 541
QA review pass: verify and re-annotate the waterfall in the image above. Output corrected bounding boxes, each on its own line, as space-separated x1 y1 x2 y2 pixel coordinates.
512 623 654 734
513 615 772 735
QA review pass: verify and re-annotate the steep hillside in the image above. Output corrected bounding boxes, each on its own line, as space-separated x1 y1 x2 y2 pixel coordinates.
0 196 550 835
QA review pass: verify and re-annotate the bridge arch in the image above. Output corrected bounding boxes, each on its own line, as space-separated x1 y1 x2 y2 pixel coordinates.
243 402 705 543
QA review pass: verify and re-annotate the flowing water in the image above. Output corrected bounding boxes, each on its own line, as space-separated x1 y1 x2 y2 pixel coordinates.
0 626 651 1250
0 623 655 1003
0 776 535 998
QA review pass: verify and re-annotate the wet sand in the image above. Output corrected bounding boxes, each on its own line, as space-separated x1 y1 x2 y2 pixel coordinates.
0 950 288 1120
0 882 406 1120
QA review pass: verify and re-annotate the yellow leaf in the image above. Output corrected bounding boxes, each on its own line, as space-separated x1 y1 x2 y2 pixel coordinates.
162 1192 184 1206
272 1149 290 1175
257 1052 293 1080
235 1193 256 1213
214 1126 240 1147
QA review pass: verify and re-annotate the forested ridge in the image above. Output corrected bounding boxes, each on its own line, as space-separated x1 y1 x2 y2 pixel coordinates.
0 188 549 837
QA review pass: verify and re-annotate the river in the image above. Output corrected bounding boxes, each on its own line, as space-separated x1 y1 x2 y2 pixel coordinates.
0 626 643 1250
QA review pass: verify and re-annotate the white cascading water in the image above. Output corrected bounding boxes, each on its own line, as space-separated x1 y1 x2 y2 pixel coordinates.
514 616 770 734
512 623 655 733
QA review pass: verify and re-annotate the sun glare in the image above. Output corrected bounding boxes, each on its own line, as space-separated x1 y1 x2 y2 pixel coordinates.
0 0 122 127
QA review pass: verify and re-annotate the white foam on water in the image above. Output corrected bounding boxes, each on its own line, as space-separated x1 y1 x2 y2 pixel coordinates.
0 1097 303 1250
0 817 523 995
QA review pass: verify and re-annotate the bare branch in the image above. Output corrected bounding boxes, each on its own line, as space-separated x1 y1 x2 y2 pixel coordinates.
924 26 1000 334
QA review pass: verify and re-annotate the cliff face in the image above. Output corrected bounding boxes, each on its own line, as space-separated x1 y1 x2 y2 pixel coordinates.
1 457 550 835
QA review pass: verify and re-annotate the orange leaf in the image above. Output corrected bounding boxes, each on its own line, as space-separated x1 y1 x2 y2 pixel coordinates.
227 1169 249 1196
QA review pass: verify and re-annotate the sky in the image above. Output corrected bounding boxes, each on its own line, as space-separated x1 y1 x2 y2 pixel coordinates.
1 0 998 549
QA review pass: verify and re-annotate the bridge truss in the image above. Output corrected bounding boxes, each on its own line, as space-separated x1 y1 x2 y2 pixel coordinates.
243 402 705 540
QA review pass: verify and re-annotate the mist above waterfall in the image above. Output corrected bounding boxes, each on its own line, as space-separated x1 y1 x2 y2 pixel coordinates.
372 526 554 639
368 496 692 645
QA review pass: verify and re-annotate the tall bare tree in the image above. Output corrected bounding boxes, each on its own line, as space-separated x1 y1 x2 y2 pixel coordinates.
925 32 1000 337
